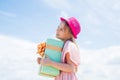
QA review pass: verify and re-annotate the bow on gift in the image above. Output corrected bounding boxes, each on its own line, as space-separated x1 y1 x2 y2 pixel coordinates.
37 42 46 57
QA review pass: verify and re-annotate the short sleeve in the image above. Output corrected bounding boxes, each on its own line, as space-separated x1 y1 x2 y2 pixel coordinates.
62 41 80 66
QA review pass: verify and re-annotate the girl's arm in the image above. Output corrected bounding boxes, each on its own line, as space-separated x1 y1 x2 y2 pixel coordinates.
41 52 77 73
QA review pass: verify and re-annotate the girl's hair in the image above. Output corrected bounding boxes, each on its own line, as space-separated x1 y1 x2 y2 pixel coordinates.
64 21 79 48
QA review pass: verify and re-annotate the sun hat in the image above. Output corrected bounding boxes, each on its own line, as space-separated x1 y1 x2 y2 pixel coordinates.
60 17 81 39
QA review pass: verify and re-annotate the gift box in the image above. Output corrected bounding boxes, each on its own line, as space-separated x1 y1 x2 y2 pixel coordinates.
39 38 64 77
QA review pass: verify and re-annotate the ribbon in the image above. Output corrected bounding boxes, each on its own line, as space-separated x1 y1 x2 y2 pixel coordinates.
46 44 62 52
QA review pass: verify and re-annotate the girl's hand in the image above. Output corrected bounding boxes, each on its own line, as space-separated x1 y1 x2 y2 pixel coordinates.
41 55 52 66
37 57 42 64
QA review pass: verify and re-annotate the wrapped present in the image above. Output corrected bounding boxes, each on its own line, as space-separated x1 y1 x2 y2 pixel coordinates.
39 38 64 77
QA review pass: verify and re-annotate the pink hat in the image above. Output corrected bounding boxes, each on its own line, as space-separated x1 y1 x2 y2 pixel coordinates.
60 17 81 39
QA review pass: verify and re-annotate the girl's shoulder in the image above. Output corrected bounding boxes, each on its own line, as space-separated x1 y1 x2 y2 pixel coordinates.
64 40 77 50
65 40 76 46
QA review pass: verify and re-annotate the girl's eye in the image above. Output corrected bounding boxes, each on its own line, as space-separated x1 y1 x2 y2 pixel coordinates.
57 26 64 32
60 28 64 31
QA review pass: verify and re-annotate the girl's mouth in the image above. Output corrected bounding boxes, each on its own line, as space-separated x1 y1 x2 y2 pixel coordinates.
56 34 59 37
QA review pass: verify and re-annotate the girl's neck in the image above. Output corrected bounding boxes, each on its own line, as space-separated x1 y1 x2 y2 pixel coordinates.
61 39 68 42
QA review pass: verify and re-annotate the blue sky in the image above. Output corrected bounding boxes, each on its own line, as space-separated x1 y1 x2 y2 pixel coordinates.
0 0 120 49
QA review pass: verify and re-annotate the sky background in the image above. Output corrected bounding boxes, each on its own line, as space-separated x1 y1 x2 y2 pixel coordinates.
0 0 120 49
0 0 120 80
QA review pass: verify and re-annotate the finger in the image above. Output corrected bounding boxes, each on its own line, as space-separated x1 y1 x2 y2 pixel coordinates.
40 58 45 65
37 57 41 64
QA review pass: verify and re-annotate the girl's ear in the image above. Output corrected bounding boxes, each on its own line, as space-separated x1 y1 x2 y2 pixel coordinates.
70 34 74 38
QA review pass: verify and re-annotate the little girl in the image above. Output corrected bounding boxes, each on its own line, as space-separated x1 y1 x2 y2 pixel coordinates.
37 17 81 80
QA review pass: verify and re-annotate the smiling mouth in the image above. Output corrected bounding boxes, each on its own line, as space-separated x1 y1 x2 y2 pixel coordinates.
56 34 59 36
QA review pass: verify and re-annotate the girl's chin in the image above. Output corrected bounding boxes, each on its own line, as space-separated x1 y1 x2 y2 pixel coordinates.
56 36 61 40
56 35 59 38
56 36 60 39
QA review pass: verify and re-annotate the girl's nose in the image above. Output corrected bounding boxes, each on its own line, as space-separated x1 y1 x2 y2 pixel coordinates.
56 28 59 32
56 29 58 34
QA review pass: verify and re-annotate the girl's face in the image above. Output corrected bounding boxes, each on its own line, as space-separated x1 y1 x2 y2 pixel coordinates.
56 21 72 41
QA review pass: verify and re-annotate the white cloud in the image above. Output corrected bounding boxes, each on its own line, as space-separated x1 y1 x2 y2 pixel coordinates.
0 10 16 18
0 34 120 80
79 46 120 80
0 34 53 80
